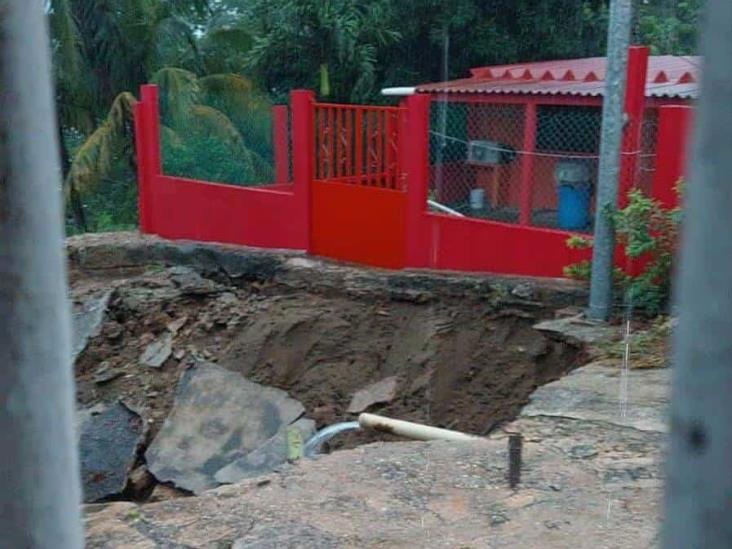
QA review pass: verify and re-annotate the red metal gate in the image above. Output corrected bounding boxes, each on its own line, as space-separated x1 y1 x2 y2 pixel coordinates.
310 102 409 268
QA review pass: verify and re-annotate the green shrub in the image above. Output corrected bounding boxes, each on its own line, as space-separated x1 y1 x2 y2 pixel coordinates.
564 188 681 315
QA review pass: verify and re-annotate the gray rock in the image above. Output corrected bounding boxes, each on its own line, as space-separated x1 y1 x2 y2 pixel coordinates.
146 362 309 494
215 418 315 484
93 362 124 385
522 360 670 432
72 290 113 361
347 376 400 413
511 282 535 299
140 332 173 368
168 266 221 295
533 315 618 344
78 402 145 502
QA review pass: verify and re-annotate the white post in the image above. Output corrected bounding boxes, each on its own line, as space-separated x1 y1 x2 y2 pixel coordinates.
0 1 84 547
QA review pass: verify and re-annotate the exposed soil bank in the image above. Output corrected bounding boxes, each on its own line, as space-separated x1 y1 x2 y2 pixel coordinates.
69 232 587 490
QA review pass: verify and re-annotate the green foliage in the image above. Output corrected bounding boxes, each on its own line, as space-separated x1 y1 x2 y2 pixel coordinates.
153 69 275 185
243 0 401 102
163 134 261 185
50 0 703 233
596 316 673 369
564 188 681 315
65 154 139 234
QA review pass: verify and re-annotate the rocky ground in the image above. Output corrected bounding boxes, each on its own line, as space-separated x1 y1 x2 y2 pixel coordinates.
69 232 668 547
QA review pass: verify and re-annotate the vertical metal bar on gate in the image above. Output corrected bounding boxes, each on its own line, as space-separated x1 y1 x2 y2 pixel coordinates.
335 108 342 178
317 107 324 179
345 109 353 183
364 110 372 186
385 111 394 189
328 107 335 178
376 109 384 187
355 108 364 184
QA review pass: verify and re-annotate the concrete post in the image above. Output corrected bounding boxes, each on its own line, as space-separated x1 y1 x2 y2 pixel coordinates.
587 0 634 321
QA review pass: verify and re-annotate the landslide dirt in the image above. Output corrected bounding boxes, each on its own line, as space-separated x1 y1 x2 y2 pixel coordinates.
70 233 586 455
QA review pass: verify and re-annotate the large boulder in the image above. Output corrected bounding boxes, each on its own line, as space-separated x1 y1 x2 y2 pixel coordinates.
146 362 313 494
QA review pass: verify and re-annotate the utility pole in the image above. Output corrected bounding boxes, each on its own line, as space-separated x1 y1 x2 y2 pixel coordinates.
0 1 84 547
663 1 732 547
587 0 634 321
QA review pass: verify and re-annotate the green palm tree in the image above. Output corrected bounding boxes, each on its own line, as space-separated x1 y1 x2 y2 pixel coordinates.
244 0 400 102
48 0 272 230
65 68 274 200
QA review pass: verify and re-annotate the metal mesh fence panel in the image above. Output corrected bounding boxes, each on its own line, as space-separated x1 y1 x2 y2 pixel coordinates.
430 102 526 223
636 108 659 197
428 99 658 232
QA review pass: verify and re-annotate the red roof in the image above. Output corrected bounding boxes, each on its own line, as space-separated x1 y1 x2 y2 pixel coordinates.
416 55 700 99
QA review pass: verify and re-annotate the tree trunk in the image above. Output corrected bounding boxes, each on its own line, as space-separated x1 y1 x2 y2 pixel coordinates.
57 120 87 232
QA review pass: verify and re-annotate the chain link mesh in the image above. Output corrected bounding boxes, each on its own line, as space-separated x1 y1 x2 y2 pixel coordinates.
429 99 658 231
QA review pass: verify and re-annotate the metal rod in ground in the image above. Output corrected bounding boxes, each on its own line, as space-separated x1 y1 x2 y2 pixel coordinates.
0 1 84 547
508 433 523 489
587 0 634 321
663 1 732 547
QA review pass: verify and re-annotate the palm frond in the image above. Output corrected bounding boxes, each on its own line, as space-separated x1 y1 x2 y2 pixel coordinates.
151 67 200 125
188 104 247 149
49 0 86 84
65 92 138 197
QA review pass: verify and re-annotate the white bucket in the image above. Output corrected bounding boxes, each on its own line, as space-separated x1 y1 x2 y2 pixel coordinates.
469 188 486 211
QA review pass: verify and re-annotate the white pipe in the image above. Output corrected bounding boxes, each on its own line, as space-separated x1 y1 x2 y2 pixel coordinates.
380 87 416 96
428 199 465 217
358 413 481 442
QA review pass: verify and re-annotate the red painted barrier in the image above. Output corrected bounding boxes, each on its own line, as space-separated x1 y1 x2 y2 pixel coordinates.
653 105 692 209
310 180 407 269
149 176 308 249
134 74 679 281
620 46 651 206
425 213 590 277
134 85 309 251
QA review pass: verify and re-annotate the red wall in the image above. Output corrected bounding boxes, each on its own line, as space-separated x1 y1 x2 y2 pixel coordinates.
135 83 689 282
652 105 693 209
149 176 308 249
311 180 407 269
424 213 589 277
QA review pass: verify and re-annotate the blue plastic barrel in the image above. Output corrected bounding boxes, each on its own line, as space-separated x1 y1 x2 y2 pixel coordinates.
557 183 592 230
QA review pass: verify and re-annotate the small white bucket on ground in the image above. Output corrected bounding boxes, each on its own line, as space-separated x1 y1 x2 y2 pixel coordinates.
469 188 486 211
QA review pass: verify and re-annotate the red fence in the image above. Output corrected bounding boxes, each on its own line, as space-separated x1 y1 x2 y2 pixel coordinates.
134 85 309 250
134 73 691 279
310 102 408 268
315 103 404 189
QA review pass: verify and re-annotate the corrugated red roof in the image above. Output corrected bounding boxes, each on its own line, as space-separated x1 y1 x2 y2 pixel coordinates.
416 55 700 99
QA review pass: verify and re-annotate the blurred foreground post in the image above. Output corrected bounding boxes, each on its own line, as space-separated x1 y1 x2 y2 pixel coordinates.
0 1 84 547
663 1 732 547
